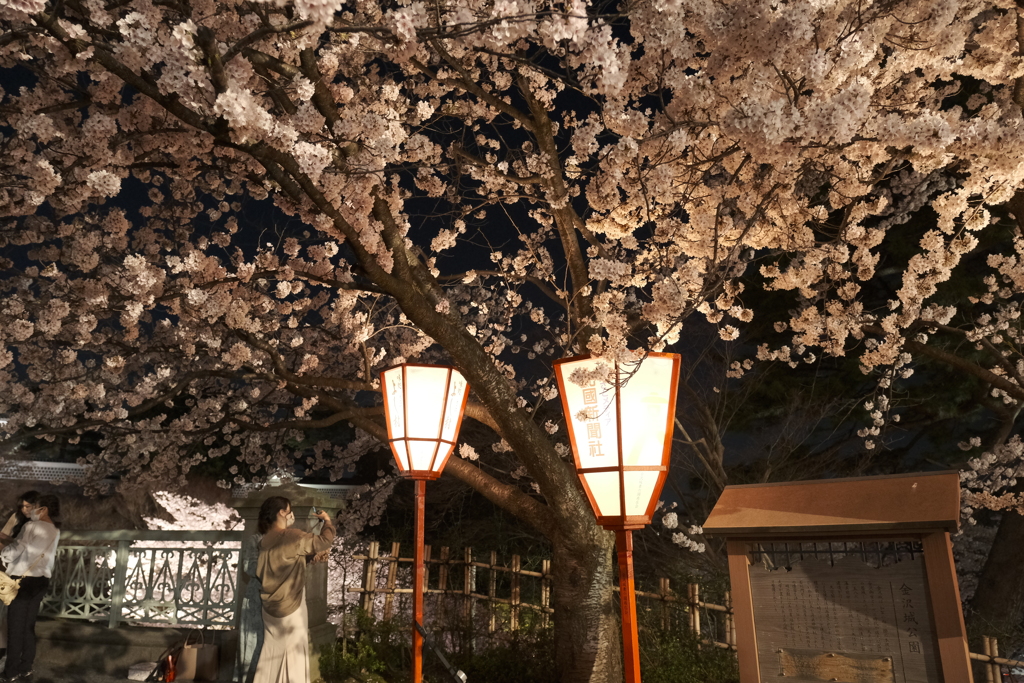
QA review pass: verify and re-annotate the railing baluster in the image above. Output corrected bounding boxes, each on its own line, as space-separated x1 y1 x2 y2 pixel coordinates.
108 541 130 629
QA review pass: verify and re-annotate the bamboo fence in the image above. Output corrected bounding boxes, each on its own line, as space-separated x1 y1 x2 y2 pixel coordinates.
336 541 735 648
334 542 1024 676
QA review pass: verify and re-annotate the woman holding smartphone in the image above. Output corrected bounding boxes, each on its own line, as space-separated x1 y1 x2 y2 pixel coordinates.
252 497 335 683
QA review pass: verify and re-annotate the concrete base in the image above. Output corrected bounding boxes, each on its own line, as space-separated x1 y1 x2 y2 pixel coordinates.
309 621 339 682
34 618 238 681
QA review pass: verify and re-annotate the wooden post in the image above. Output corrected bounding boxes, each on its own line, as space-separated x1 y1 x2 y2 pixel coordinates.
615 529 641 683
922 531 974 683
383 541 400 621
362 541 379 616
727 540 760 683
412 480 426 683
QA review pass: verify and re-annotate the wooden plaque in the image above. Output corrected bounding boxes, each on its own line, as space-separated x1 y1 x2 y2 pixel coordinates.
748 553 941 683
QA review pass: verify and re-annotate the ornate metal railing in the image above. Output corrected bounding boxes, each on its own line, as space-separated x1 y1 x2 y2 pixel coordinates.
41 530 245 628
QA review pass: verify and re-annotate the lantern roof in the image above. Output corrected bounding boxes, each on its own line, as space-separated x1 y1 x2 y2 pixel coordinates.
703 471 960 537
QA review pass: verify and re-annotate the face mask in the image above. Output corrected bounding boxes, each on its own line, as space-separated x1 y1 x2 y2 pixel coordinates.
285 512 295 527
28 509 40 522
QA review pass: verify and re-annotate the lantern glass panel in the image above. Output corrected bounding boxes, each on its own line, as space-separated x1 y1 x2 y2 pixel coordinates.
556 358 621 468
619 357 675 467
623 471 661 517
403 365 450 441
409 440 441 472
583 471 622 517
391 441 411 471
440 372 468 443
382 366 406 439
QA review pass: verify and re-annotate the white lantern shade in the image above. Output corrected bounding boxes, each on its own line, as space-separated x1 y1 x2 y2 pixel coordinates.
554 353 680 529
381 363 469 480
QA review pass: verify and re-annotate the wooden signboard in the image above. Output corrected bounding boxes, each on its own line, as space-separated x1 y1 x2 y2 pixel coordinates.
705 473 972 683
749 552 939 682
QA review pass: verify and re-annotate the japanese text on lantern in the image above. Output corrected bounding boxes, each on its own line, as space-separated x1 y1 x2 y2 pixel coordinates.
582 386 604 457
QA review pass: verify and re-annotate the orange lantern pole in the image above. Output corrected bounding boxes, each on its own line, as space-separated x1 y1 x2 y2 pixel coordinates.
554 353 681 683
380 363 470 683
413 478 426 683
617 529 641 681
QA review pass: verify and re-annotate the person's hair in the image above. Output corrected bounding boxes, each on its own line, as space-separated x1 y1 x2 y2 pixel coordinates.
258 496 291 534
35 493 61 528
11 490 42 537
17 491 40 507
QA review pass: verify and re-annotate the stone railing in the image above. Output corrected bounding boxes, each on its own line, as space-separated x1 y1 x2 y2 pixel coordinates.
42 530 245 629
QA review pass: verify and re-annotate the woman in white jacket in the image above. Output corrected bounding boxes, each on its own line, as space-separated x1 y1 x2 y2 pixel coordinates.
0 494 60 682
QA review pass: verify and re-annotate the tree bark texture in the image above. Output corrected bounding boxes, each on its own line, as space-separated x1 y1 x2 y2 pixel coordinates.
967 510 1024 643
551 528 622 683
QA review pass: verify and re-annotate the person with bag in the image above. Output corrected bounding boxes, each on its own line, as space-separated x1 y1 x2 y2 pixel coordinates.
0 491 41 663
0 494 60 682
252 497 335 683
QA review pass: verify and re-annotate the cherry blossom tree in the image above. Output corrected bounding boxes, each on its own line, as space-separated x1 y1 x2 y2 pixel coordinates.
3 0 1024 677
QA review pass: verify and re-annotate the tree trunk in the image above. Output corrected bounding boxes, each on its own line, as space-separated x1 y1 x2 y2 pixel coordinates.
967 510 1024 646
551 528 622 683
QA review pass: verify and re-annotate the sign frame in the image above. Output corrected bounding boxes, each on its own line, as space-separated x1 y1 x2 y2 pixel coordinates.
705 472 972 683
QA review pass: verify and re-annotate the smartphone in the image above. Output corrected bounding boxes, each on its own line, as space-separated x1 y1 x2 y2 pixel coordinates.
311 506 319 515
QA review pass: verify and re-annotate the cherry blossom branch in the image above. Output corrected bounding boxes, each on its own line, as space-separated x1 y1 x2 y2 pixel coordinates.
450 147 544 185
674 417 727 493
222 19 314 65
341 407 552 533
34 11 209 131
921 322 1024 389
231 408 380 432
415 42 532 129
515 74 592 327
237 332 374 392
862 325 1024 401
438 269 564 309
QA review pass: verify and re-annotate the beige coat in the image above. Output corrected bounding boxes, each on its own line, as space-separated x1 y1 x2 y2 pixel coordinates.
256 525 336 618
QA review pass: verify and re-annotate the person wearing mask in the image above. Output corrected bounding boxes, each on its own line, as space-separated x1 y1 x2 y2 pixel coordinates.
0 491 41 661
253 497 335 683
0 492 41 548
1 494 60 682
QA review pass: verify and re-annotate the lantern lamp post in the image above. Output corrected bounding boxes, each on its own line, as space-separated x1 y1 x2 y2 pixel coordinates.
554 353 681 683
381 363 470 683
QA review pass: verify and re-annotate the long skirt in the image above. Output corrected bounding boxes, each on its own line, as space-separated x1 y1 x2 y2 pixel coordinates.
252 592 309 683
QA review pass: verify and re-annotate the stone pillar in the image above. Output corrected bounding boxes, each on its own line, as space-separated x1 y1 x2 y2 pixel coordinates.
230 480 339 681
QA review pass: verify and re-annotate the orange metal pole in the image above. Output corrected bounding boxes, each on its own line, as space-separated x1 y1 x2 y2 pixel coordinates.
413 479 426 683
616 529 642 683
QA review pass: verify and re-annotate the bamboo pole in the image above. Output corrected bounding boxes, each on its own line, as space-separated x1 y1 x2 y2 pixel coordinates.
362 541 379 616
541 558 551 628
383 541 400 621
511 554 521 631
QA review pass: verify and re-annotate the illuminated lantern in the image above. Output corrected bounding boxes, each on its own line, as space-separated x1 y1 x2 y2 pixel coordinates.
380 363 469 683
554 352 681 683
